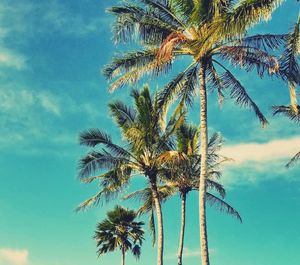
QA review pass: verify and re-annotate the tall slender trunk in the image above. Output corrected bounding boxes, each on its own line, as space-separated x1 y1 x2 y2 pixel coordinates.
151 180 164 265
178 192 187 265
199 62 210 265
121 248 125 265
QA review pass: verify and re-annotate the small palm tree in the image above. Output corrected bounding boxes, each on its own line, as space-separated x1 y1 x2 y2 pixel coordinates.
163 126 242 265
77 85 183 265
103 2 296 264
126 125 241 265
94 205 144 265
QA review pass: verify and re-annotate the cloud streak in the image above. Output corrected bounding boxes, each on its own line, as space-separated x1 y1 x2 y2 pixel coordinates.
0 248 29 265
221 137 300 164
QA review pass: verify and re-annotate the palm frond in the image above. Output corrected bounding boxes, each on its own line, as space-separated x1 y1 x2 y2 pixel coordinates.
279 15 300 85
218 64 268 127
78 151 128 178
141 0 185 29
218 46 279 77
109 101 136 130
108 3 176 44
206 192 242 223
103 50 157 80
210 0 283 40
236 34 287 51
206 179 226 198
158 63 198 112
286 151 300 168
272 105 300 122
79 129 131 158
109 60 171 92
206 61 225 105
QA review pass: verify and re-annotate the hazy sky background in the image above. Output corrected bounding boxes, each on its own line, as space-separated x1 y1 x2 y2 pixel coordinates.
0 1 299 265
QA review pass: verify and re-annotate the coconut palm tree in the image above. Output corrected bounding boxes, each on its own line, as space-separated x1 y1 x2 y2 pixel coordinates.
126 126 241 265
94 205 144 265
103 2 296 264
77 85 184 265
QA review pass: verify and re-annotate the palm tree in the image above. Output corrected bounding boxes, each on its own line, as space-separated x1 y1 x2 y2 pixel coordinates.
77 85 184 265
164 126 242 265
103 2 295 264
94 205 144 265
127 126 241 265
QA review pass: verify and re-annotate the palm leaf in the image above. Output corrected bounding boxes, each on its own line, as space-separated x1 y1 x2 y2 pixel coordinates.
272 105 300 122
206 192 242 223
217 64 268 127
286 151 300 168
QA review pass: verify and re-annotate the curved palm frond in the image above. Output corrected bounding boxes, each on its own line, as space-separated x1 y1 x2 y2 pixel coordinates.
217 46 279 77
109 101 136 130
103 49 157 80
214 61 268 127
158 63 198 112
272 105 300 122
210 0 283 39
206 192 242 223
286 151 300 168
279 16 300 113
79 129 132 158
235 34 287 51
108 3 176 44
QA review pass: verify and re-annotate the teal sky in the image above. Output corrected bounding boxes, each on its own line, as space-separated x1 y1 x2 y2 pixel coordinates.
0 1 299 265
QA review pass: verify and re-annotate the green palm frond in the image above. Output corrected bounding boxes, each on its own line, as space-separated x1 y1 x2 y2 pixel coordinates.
210 0 283 39
108 3 176 44
158 63 198 112
286 151 300 168
206 61 225 105
78 151 129 178
218 46 279 77
206 192 242 223
272 105 300 122
279 15 300 113
141 0 185 29
206 179 226 199
236 34 287 51
218 64 268 127
109 101 136 130
79 129 132 158
103 50 157 80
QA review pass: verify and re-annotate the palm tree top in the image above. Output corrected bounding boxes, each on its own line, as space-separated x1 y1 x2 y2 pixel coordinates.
95 205 144 260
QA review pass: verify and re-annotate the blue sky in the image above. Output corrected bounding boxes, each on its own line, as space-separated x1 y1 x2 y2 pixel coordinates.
0 1 299 265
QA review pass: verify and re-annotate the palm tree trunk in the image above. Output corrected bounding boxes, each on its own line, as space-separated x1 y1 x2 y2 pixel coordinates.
121 248 125 265
199 62 210 265
178 192 186 265
151 180 164 265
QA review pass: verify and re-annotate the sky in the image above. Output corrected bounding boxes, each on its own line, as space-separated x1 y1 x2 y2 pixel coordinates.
0 1 299 265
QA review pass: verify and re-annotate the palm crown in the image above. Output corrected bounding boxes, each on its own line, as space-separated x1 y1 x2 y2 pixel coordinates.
94 205 144 264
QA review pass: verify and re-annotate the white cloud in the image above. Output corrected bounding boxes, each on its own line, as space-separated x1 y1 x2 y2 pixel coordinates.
218 137 300 187
221 137 300 164
37 93 61 116
166 247 216 260
0 89 60 116
0 49 26 69
0 248 29 265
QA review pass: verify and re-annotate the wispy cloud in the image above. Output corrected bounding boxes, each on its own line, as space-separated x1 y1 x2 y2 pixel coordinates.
0 88 60 116
0 49 26 69
221 137 300 164
0 248 29 265
219 137 300 187
166 247 216 260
